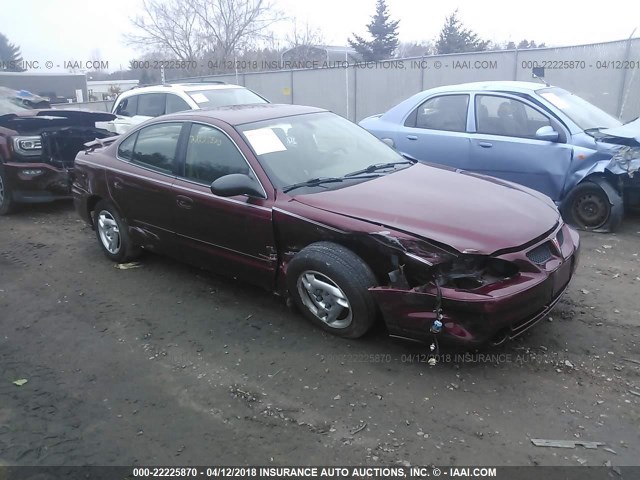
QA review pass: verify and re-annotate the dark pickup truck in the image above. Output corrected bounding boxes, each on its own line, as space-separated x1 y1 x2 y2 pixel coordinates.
0 87 115 214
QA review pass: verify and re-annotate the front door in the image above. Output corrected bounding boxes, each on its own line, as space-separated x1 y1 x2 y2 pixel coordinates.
171 122 276 289
469 94 573 201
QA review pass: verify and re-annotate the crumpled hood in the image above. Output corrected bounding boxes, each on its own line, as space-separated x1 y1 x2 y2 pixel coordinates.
0 109 116 132
590 119 640 178
293 164 560 255
600 117 640 143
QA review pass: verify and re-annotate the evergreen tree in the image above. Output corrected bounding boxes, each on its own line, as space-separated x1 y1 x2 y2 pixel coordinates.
0 33 25 71
517 39 546 49
348 0 399 62
435 10 489 54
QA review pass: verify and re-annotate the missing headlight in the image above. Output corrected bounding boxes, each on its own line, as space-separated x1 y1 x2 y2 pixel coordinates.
438 256 519 290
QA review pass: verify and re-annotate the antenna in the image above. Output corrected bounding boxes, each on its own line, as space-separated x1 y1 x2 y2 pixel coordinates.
531 66 550 87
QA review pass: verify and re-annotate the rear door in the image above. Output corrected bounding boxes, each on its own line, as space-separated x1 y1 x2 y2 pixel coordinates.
171 122 277 289
107 121 186 250
469 93 573 200
396 94 472 169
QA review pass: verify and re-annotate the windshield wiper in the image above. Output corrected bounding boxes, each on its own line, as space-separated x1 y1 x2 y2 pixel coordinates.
282 175 377 193
282 177 344 193
343 160 414 178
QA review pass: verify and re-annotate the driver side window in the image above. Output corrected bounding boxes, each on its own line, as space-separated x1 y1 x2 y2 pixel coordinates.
182 124 250 185
115 95 138 117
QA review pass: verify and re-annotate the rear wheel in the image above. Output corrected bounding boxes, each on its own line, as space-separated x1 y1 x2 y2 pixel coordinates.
93 200 140 263
563 181 622 232
0 167 15 216
287 242 378 338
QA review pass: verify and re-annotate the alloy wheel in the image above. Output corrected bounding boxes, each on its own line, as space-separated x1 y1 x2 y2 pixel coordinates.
97 210 121 254
297 270 353 328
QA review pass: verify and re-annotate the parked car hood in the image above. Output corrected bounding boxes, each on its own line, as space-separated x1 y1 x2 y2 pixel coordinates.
0 109 116 132
600 117 640 143
292 164 560 255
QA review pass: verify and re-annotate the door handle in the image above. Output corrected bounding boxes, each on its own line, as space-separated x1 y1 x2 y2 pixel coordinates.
176 195 193 209
478 142 493 148
406 135 418 141
113 178 124 189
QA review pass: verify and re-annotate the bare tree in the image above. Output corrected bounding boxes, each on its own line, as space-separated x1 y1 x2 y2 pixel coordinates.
282 19 326 64
286 19 324 48
125 0 204 62
190 0 281 61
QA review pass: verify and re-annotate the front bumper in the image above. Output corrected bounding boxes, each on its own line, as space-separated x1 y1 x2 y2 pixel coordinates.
371 225 580 347
3 162 73 203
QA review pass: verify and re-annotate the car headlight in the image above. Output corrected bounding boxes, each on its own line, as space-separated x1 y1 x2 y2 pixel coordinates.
13 136 43 156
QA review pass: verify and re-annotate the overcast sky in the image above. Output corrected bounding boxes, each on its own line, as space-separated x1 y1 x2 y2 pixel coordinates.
2 0 639 71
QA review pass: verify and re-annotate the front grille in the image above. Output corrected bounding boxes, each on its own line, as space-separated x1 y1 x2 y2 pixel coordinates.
527 243 552 264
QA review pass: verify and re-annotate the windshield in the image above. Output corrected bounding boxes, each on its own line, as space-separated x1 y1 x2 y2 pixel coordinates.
238 111 408 193
188 88 267 109
537 87 621 131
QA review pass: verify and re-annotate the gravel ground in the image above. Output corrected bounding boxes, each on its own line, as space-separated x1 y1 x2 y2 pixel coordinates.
0 203 639 466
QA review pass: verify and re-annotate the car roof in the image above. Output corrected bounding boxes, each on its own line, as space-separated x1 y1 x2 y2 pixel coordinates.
119 83 247 95
160 103 327 126
426 81 550 94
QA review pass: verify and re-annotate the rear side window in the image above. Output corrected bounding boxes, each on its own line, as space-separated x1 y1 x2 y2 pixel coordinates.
130 123 183 174
117 133 137 160
405 95 469 132
115 95 138 117
166 94 191 114
137 93 166 117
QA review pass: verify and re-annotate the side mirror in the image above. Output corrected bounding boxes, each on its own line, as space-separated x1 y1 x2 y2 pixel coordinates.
535 125 559 142
210 173 264 198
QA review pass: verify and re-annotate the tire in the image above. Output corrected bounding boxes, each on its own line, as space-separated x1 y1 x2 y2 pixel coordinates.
93 200 140 263
562 180 623 232
0 166 15 216
286 242 378 338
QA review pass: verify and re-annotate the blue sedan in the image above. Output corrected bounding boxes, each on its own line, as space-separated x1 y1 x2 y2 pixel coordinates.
360 81 640 232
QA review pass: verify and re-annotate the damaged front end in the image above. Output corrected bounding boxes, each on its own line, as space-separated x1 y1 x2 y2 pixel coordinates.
559 120 640 232
368 225 579 347
593 127 640 206
0 111 115 204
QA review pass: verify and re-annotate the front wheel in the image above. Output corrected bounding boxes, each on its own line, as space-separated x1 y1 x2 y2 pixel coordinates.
562 180 623 232
0 167 15 216
93 200 140 263
286 242 378 338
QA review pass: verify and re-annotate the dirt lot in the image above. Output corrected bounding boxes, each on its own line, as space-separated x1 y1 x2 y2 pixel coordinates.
0 203 639 467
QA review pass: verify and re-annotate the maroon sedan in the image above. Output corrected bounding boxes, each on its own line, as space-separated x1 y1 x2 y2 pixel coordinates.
73 104 580 346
